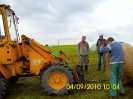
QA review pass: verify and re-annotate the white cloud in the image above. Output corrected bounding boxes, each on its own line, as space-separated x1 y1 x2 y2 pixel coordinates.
1 0 133 45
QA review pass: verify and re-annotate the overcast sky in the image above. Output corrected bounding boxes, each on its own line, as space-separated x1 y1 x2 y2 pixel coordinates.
1 0 133 46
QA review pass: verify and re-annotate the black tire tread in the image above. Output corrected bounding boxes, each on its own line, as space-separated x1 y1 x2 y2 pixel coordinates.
0 73 8 99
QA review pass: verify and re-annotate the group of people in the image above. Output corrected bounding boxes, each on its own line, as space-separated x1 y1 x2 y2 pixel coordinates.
77 35 125 98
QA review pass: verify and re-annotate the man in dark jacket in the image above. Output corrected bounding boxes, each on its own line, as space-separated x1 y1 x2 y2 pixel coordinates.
96 34 107 71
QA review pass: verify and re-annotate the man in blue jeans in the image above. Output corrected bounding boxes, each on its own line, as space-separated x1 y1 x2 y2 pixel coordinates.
96 34 107 71
100 37 125 98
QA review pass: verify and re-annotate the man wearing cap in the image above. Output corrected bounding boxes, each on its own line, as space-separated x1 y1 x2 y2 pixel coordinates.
96 34 107 71
78 36 90 73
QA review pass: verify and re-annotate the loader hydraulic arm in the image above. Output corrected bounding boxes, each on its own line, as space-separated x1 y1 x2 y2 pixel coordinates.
59 51 82 83
59 50 77 67
21 35 57 62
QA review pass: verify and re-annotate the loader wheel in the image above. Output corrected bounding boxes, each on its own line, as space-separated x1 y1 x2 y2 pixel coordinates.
40 62 75 95
0 73 8 99
9 76 19 85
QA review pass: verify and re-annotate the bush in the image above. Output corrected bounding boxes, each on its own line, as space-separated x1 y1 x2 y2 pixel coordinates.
45 44 49 46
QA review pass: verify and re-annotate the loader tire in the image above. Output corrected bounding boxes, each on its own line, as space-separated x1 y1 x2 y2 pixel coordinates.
0 73 8 99
9 76 19 85
40 62 75 95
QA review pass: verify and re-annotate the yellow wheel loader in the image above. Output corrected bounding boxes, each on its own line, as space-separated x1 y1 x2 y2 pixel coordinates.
0 4 84 98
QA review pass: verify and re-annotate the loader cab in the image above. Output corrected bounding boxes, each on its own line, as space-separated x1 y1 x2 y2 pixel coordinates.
0 5 18 41
0 10 5 39
6 9 18 41
0 5 20 64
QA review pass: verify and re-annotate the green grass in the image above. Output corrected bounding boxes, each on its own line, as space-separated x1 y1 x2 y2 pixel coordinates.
5 45 133 99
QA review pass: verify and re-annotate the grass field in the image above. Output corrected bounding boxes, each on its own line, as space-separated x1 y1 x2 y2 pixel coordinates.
5 45 133 99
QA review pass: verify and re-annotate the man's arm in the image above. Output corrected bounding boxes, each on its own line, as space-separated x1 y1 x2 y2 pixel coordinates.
87 43 90 55
77 43 80 56
100 44 111 53
96 39 98 47
104 39 108 46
